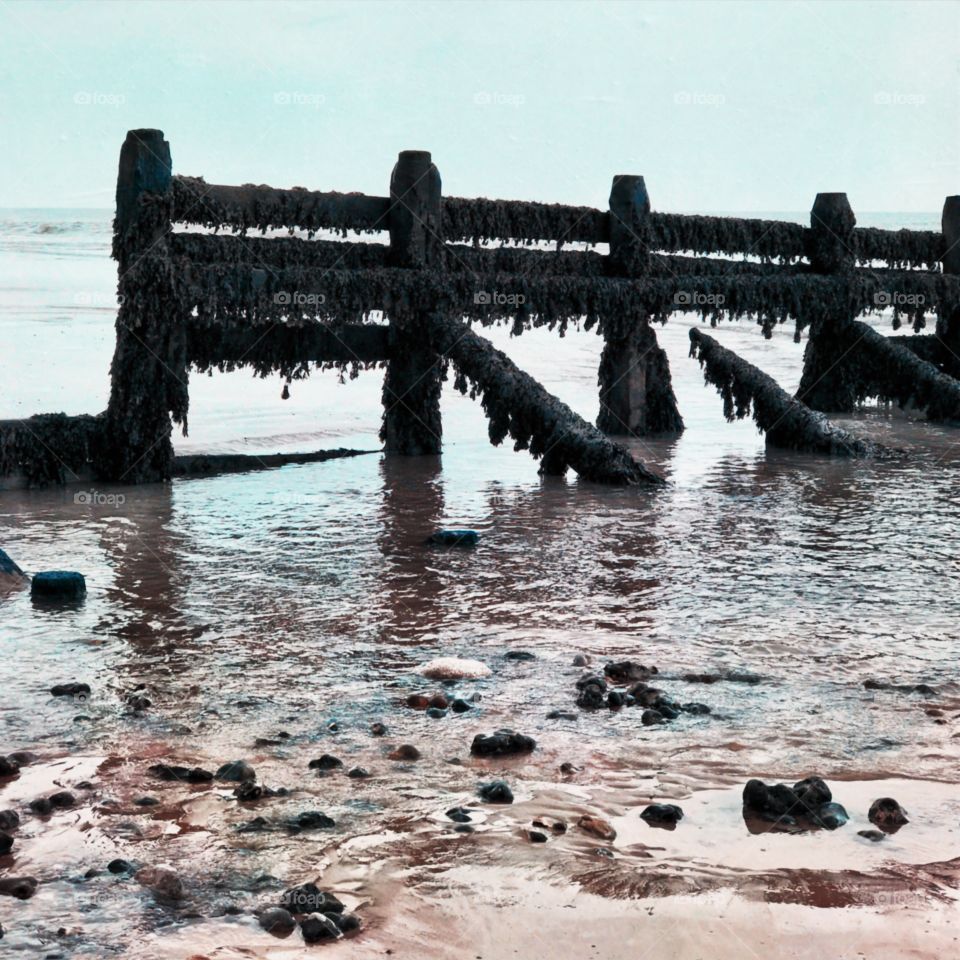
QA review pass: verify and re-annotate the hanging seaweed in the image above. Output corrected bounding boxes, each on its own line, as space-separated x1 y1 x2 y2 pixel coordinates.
0 414 106 487
688 329 892 457
648 214 807 261
853 227 943 271
441 196 607 246
170 233 390 271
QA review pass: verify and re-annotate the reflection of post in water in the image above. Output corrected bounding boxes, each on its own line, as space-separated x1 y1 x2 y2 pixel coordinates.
376 455 447 640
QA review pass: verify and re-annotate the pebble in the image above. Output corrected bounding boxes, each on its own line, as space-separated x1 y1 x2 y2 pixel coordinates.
528 830 548 843
308 755 343 771
816 802 849 830
604 661 658 683
640 803 684 826
578 815 616 841
300 913 341 942
49 682 90 698
291 811 336 830
477 780 513 804
446 807 472 823
388 744 421 761
28 798 53 816
0 811 19 831
107 859 136 874
370 722 388 737
571 654 590 667
0 877 37 899
641 709 664 725
470 730 536 756
148 763 213 783
857 829 886 842
0 832 13 854
259 906 296 935
49 791 75 809
426 707 447 719
136 865 184 900
126 694 151 712
134 796 160 807
546 710 578 720
450 699 472 713
868 797 909 830
215 760 256 783
0 758 19 778
347 767 370 779
504 650 536 661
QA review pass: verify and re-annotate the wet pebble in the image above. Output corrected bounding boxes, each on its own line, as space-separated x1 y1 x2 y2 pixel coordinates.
0 832 13 855
126 694 151 712
446 807 472 823
0 757 20 778
641 709 664 726
547 710 578 721
426 707 447 719
308 754 343 771
817 802 849 830
528 830 548 843
450 698 472 713
107 859 136 874
148 763 213 783
571 654 590 667
216 760 256 782
388 744 421 761
370 722 388 737
640 803 684 826
868 797 909 830
857 829 886 842
49 791 75 809
578 815 616 840
477 780 513 804
604 660 658 683
50 682 90 698
259 906 296 935
0 810 19 831
134 796 160 807
504 650 536 661
470 730 536 756
0 876 37 899
300 913 341 942
347 767 370 779
291 811 335 830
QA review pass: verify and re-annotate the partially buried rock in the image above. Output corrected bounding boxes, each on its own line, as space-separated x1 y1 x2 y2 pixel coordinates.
126 695 151 712
571 654 590 667
259 907 296 936
300 913 341 943
0 832 13 855
427 529 479 547
388 744 421 761
426 707 447 719
136 865 184 901
681 702 711 715
49 791 75 809
308 755 343 771
148 763 213 783
50 682 90 698
578 815 616 841
347 767 370 779
816 802 849 830
470 730 536 757
0 876 37 899
108 859 136 874
31 571 86 601
604 661 658 684
446 807 472 823
504 650 536 661
28 798 53 816
291 811 335 830
546 710 578 721
477 780 513 804
0 757 19 778
450 698 472 713
0 811 19 831
370 722 388 737
640 803 684 827
281 883 344 915
528 830 548 843
216 760 256 783
641 709 664 726
858 829 886 842
134 796 160 807
868 797 909 831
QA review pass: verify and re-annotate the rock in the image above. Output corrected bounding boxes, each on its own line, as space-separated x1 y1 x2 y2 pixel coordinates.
281 883 344 915
426 707 447 719
578 815 616 841
681 702 711 715
406 694 430 710
816 802 849 830
572 654 590 667
593 847 614 858
107 859 135 874
31 571 86 600
576 673 607 692
604 661 658 683
446 807 472 823
793 777 832 813
347 767 370 779
868 797 909 830
216 760 256 783
0 757 19 778
532 817 567 834
505 650 536 661
478 780 513 804
0 832 13 854
454 824 473 833
308 755 343 771
6 752 35 767
418 658 491 680
429 694 449 709
292 811 335 830
0 811 19 831
428 529 479 547
334 912 361 933
857 829 886 842
50 682 90 698
654 699 681 720
559 762 577 775
914 683 937 696
641 709 664 726
259 906 297 935
148 763 213 783
134 796 160 807
640 804 684 826
126 695 151 712
0 548 26 578
742 779 800 818
237 817 270 833
528 830 548 843
450 698 472 713
136 865 184 900
607 691 624 709
388 744 421 761
470 730 536 756
546 710 578 720
234 781 267 802
576 684 606 710
300 913 341 942
370 722 388 737
28 798 53 815
49 791 75 809
0 876 37 899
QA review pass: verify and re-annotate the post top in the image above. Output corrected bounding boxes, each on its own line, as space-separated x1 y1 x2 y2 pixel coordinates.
125 128 166 141
398 150 432 161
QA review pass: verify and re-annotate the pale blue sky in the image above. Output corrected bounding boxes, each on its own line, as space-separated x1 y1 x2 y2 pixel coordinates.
0 0 956 212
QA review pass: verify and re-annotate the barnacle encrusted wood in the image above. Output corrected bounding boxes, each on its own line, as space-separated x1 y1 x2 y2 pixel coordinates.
0 414 105 487
688 329 890 457
421 313 663 485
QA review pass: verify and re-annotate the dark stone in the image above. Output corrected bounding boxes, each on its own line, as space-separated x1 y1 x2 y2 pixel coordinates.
0 548 25 577
388 744 421 761
50 682 90 698
575 673 607 692
576 685 606 710
453 824 473 833
237 816 270 833
913 684 937 696
148 763 213 783
428 529 479 547
126 695 151 712
816 802 849 830
529 830 548 843
107 859 135 874
294 811 335 830
260 906 296 934
572 654 590 667
640 803 684 826
234 781 267 802
604 661 658 683
333 912 361 933
31 571 86 600
450 699 472 713
868 797 909 831
653 700 680 720
793 777 832 814
767 783 801 816
406 694 430 710
681 702 711 715
281 883 344 915
641 709 664 726
546 710 578 720
607 691 624 709
28 798 53 816
134 796 160 807
470 730 536 756
631 686 662 707
215 760 256 783
0 758 19 778
0 811 19 831
6 752 35 766
478 780 514 804
426 707 447 718
49 791 75 809
370 722 388 737
858 829 886 842
83 868 101 879
308 755 343 771
592 847 614 858
0 832 13 855
446 807 472 823
300 913 341 942
75 780 94 790
347 767 370 779
0 876 37 899
505 651 536 661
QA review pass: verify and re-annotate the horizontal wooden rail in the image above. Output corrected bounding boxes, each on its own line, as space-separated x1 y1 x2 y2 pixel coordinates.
853 226 943 270
442 196 609 245
171 233 389 270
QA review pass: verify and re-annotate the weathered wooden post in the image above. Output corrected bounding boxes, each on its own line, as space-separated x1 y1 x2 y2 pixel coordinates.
381 150 443 455
597 175 683 436
103 129 186 482
796 192 858 411
938 196 960 377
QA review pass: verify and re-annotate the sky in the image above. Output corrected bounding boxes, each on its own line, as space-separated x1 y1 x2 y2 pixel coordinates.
0 0 956 212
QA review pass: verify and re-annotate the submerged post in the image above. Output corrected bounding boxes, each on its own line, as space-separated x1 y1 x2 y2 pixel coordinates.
381 150 443 455
103 129 185 482
796 192 858 412
598 175 683 436
939 196 960 377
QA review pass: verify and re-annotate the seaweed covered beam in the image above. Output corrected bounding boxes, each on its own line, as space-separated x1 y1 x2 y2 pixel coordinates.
422 313 664 485
688 329 889 457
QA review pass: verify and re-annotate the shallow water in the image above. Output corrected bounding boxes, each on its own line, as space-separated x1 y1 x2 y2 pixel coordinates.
1 209 959 957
